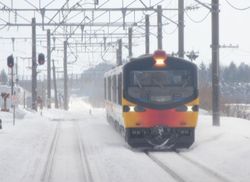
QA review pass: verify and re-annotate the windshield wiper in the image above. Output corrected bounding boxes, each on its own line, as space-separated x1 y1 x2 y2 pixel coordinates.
152 78 164 88
134 74 142 88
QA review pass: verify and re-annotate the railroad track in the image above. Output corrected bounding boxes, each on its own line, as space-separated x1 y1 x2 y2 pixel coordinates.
146 151 232 182
41 122 61 182
175 151 232 182
145 151 186 182
41 121 94 182
75 122 94 182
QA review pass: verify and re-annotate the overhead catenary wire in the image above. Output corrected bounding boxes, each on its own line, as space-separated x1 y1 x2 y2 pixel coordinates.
23 0 38 9
163 25 178 35
224 0 250 11
48 0 70 24
98 0 164 60
0 0 180 68
20 0 76 37
86 0 111 9
95 10 154 61
23 0 104 62
63 1 113 63
89 0 139 56
185 10 210 23
51 2 83 34
0 1 30 23
92 0 138 34
0 16 9 23
22 0 81 60
43 0 58 9
92 0 164 56
64 0 114 43
0 24 7 30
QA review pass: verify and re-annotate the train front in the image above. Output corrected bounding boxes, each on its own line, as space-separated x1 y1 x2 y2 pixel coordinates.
122 51 199 149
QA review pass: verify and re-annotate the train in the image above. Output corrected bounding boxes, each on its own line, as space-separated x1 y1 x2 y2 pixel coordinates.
104 50 199 149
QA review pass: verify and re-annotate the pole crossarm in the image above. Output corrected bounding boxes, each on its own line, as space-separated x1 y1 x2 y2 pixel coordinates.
0 8 178 12
219 44 239 49
49 41 132 49
0 35 144 40
49 33 144 36
2 22 141 27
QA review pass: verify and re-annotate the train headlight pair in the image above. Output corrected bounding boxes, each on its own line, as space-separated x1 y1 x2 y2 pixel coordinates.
176 105 199 112
123 105 146 112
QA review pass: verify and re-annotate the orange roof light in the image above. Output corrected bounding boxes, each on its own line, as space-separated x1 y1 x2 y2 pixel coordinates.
153 50 167 67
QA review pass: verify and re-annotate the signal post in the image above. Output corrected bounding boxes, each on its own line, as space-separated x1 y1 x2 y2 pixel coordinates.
7 55 15 125
31 17 46 111
32 17 37 111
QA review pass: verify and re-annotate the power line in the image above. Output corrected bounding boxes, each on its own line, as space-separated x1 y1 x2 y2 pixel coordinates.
0 16 8 23
91 2 161 55
51 1 84 34
0 1 30 23
90 0 139 54
23 0 37 9
224 0 250 11
0 24 7 30
1 22 139 26
65 10 84 22
92 0 165 57
0 0 180 68
64 1 110 63
163 25 178 35
48 0 70 24
0 7 179 12
44 0 57 9
185 10 210 23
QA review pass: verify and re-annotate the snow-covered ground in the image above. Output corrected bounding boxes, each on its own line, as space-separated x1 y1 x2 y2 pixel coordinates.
0 98 249 182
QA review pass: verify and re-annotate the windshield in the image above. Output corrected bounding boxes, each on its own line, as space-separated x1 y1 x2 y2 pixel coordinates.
127 70 194 104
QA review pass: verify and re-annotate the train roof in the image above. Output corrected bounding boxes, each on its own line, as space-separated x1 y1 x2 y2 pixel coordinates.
104 52 196 77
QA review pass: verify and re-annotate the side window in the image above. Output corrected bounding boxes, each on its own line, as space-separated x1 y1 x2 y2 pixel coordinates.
118 73 122 105
104 78 106 100
112 75 117 103
108 76 111 101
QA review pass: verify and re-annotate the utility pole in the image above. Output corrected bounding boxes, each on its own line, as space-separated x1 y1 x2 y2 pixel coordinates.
178 0 184 58
23 91 26 108
11 55 15 126
116 49 119 65
11 38 15 51
52 59 58 108
103 37 107 50
194 0 220 126
145 14 150 54
31 17 37 111
63 40 68 110
117 39 122 65
157 5 163 50
15 57 18 85
47 29 51 108
11 65 15 125
10 66 14 96
211 0 220 126
128 27 133 58
7 55 15 124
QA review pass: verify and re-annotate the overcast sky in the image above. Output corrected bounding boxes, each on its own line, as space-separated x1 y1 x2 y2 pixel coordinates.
0 0 250 77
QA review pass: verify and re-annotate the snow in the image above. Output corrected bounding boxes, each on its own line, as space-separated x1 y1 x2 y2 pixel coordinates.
0 98 250 182
186 115 250 182
0 107 57 182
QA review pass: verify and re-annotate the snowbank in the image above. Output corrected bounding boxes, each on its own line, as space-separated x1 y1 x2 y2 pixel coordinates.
0 98 249 182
